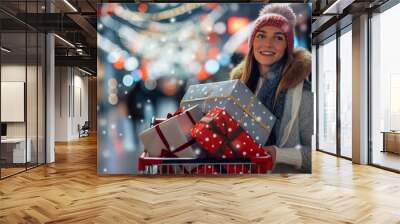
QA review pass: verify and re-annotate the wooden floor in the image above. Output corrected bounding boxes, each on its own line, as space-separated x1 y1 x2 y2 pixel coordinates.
1 167 26 178
373 150 400 171
1 163 45 178
1 135 400 223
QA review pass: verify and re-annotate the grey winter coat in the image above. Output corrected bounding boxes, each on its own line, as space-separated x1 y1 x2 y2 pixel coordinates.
230 48 313 173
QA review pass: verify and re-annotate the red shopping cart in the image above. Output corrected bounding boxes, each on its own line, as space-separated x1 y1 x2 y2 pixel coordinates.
138 152 273 175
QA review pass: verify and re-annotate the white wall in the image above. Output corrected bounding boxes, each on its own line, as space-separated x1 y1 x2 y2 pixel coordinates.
1 65 26 139
55 67 69 141
1 64 46 164
72 73 89 138
54 67 89 141
1 65 38 138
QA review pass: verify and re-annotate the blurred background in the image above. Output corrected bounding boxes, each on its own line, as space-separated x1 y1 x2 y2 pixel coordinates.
97 3 311 174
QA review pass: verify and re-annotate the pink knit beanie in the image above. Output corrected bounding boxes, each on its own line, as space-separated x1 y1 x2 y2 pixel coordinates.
248 4 296 54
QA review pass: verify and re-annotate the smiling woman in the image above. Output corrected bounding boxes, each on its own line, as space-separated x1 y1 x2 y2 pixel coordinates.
230 4 312 173
253 26 287 76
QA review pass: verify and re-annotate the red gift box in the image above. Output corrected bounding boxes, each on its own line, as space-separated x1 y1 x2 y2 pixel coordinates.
250 156 273 173
191 107 267 160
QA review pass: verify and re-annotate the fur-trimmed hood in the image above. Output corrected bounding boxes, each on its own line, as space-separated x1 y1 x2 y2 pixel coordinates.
229 48 311 90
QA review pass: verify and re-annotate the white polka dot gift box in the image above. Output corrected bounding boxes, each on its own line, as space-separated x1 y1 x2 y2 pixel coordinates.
139 105 204 162
191 107 268 163
180 79 276 145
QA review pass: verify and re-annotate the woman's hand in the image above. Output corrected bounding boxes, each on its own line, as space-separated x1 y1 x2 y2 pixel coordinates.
262 146 276 166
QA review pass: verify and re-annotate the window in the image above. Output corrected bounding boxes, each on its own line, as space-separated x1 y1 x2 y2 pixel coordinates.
0 1 47 179
318 36 337 154
371 2 400 171
339 27 352 158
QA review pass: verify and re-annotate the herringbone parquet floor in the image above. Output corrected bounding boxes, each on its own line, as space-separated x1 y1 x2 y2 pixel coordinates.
1 135 400 224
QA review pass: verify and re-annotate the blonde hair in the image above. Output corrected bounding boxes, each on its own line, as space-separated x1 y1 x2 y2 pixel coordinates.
240 47 254 84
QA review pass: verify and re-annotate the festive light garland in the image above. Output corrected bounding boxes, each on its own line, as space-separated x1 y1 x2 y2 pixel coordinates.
119 3 206 22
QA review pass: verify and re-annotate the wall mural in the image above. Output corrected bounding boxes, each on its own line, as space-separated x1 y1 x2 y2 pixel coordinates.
97 3 312 175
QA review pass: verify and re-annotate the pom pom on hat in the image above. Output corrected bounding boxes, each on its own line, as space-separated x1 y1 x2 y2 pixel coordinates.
259 4 296 27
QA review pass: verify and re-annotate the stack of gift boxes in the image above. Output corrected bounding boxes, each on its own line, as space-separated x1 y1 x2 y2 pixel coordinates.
139 80 276 174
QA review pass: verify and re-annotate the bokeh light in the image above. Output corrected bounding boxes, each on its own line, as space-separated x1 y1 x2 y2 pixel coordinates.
144 79 157 90
214 22 227 35
197 65 209 80
107 51 120 63
218 52 231 66
113 56 125 70
108 94 118 105
227 16 250 34
122 74 134 87
138 3 148 13
108 78 118 89
131 69 142 81
208 47 220 59
124 57 139 71
205 59 220 74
